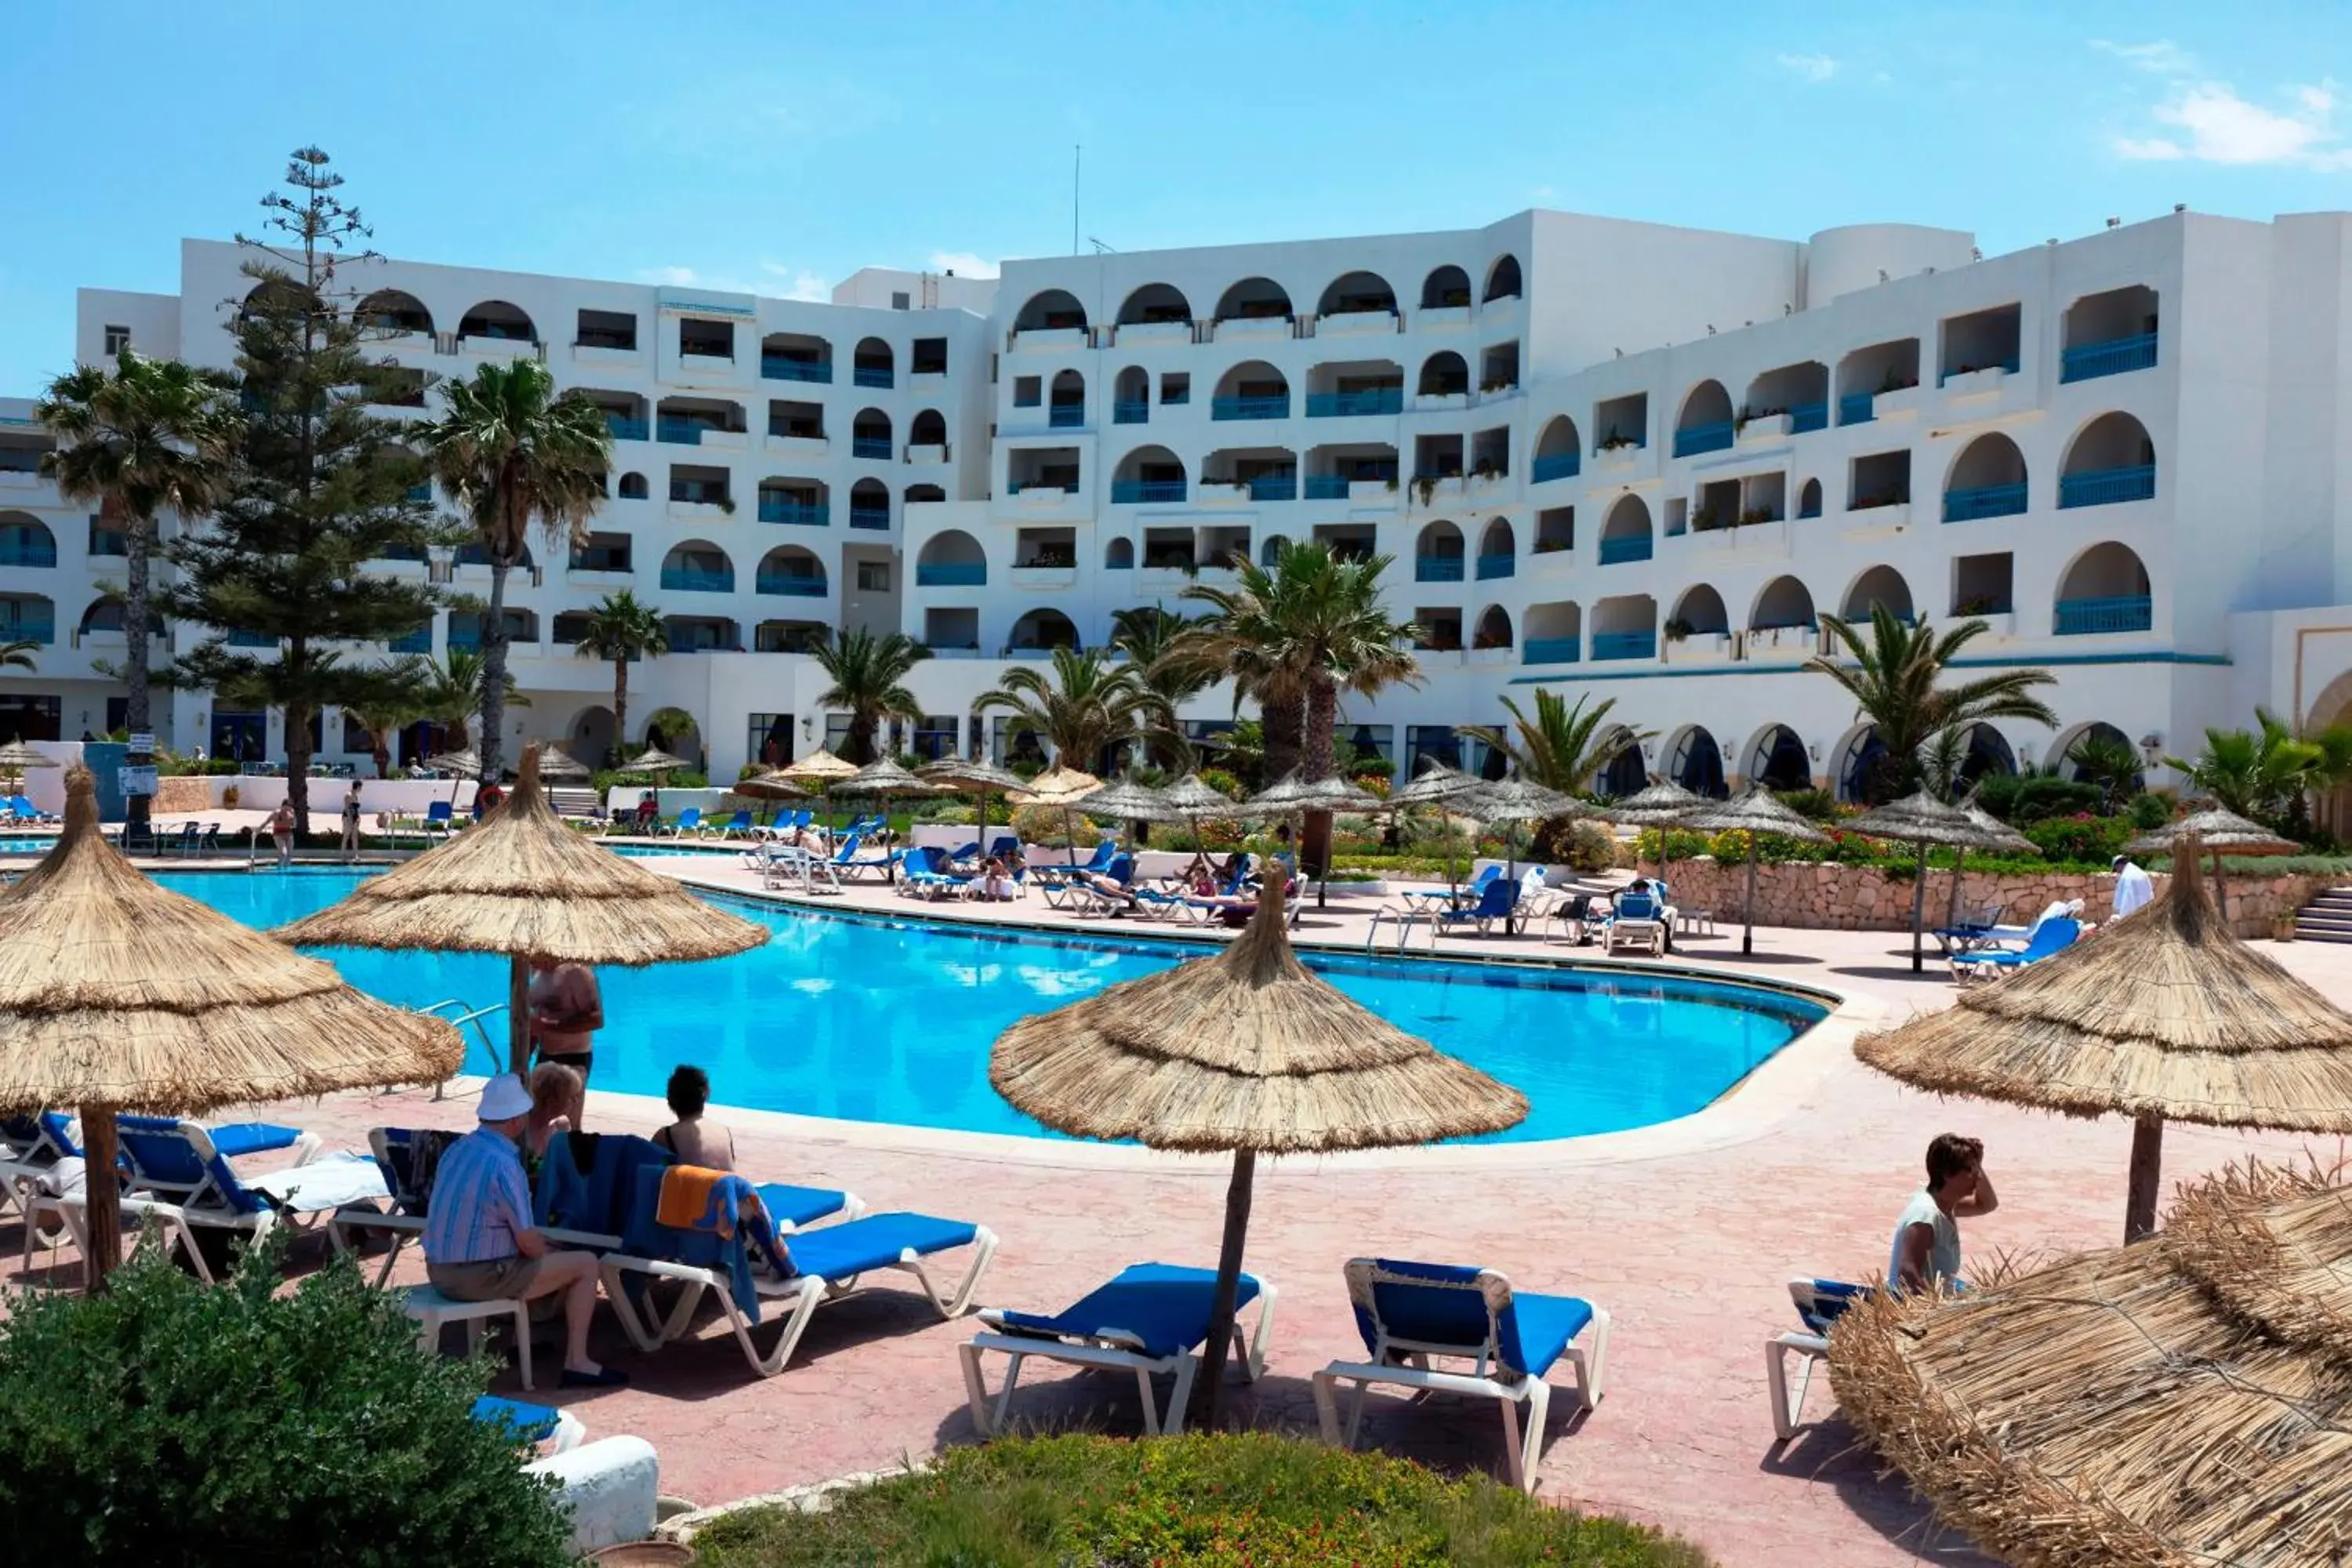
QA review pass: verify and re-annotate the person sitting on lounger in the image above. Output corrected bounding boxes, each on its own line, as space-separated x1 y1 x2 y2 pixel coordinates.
633 791 659 833
978 857 1017 902
524 1061 583 1172
650 1064 735 1171
1080 867 1139 911
423 1073 626 1388
1889 1133 1998 1294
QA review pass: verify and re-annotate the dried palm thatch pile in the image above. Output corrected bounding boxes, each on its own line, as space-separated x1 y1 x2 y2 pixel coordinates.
1831 1160 2352 1567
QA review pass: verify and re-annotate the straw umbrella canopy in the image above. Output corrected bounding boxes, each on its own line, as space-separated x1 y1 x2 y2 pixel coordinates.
993 880 1527 1424
2129 805 2299 923
1594 779 1707 910
815 758 938 880
1459 779 1590 932
1831 1161 2352 1567
1946 799 2037 935
731 770 811 801
1240 772 1386 909
1073 774 1175 826
1852 836 2352 1240
622 747 689 779
533 742 591 781
1384 764 1485 896
423 746 481 779
0 737 58 793
918 758 1029 843
1009 764 1105 866
276 745 768 1074
0 766 463 1287
776 747 861 838
1678 786 1831 955
1843 789 2027 973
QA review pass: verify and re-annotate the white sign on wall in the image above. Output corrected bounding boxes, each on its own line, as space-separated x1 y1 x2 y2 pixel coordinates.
119 766 160 797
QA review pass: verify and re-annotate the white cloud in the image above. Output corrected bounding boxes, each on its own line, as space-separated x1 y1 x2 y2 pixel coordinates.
927 251 999 279
1776 53 1838 85
639 265 701 287
2112 79 2352 168
2092 38 2195 75
635 261 832 300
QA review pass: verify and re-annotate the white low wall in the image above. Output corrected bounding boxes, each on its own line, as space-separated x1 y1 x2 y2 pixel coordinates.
601 786 738 818
196 775 480 817
528 1436 659 1552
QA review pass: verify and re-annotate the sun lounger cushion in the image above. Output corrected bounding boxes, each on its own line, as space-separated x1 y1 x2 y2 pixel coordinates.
199 1122 308 1160
757 1181 857 1230
1351 1257 1591 1380
473 1395 564 1446
993 1261 1258 1359
784 1211 978 1282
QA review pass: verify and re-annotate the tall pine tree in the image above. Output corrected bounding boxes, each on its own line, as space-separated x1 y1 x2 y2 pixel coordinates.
170 148 444 832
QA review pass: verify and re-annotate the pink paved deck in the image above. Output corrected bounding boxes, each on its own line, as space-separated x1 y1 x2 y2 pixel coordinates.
8 860 2341 1566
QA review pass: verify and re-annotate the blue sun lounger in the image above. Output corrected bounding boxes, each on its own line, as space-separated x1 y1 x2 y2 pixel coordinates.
960 1262 1278 1436
1312 1257 1611 1491
597 1166 996 1377
105 1116 385 1282
1767 1277 1871 1439
1949 916 2080 982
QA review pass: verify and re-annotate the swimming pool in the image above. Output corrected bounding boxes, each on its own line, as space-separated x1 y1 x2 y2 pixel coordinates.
162 869 1829 1145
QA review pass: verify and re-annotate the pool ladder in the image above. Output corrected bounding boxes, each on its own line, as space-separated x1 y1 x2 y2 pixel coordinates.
416 999 509 1098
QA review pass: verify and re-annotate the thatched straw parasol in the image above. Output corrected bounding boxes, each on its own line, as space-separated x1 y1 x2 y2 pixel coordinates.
779 746 858 782
1074 774 1174 824
1243 771 1388 909
831 759 938 880
1947 799 2037 937
0 766 463 1287
919 758 1028 841
1381 764 1485 898
622 747 689 779
993 880 1527 1423
1844 789 2026 973
1595 779 1707 910
533 742 591 781
1853 837 2352 1240
1679 786 1831 955
424 746 481 779
0 737 59 793
2128 804 2299 922
1458 779 1589 931
1010 764 1105 866
275 746 768 1074
732 770 811 801
1831 1160 2352 1567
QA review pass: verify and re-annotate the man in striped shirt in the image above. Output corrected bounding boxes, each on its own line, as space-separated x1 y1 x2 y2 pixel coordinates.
421 1073 626 1388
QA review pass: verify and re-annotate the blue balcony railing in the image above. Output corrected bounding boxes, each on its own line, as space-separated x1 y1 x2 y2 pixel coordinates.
1672 420 1734 458
1592 632 1657 661
1415 555 1465 583
660 568 735 593
1598 534 1653 564
1475 553 1515 580
1789 401 1828 434
1048 404 1084 428
606 416 649 441
1211 395 1290 421
447 624 482 652
760 355 833 383
1303 475 1352 500
757 499 828 526
0 618 55 644
755 573 826 597
1112 480 1187 504
1838 392 1875 426
1248 474 1297 501
389 628 431 654
2055 593 2153 635
2058 464 2156 509
2061 332 2158 383
0 542 56 568
1943 481 2029 523
916 562 987 587
1112 399 1148 424
849 506 891 530
853 365 894 389
227 629 276 648
1530 450 1580 484
657 419 716 445
1523 637 1581 665
851 435 891 460
1304 388 1403 417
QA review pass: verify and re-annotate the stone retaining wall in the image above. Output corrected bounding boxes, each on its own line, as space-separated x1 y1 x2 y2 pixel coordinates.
151 775 214 814
1647 856 2340 940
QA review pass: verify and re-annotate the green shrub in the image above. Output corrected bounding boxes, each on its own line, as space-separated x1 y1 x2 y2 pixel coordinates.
1196 766 1246 800
690 1431 1712 1568
0 1238 572 1566
1772 787 1841 822
2006 775 2104 822
2126 791 2172 829
2024 812 2133 864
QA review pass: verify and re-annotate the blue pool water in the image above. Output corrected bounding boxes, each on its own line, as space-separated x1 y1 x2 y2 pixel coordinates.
162 869 1828 1145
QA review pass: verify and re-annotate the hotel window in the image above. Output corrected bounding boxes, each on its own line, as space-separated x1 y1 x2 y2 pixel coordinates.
103 325 131 354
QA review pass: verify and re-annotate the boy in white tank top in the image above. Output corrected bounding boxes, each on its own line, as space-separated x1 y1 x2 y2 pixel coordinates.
1889 1133 1997 1292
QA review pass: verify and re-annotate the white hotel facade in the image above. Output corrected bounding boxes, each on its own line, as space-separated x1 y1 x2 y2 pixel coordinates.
9 205 2352 797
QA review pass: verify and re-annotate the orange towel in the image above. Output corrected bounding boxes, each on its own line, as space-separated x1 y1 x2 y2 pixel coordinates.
655 1163 731 1235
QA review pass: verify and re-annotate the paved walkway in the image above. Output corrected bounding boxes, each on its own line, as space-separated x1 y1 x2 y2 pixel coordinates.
6 851 2341 1566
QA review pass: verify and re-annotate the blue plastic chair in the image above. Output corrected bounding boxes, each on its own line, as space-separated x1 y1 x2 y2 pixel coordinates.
1951 916 2080 981
423 800 455 839
1425 877 1522 938
711 808 753 839
1313 1258 1610 1490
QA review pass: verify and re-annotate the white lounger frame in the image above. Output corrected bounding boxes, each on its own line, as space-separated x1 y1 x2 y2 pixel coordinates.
1766 1278 1861 1440
597 1225 999 1377
958 1282 1278 1438
1310 1266 1610 1493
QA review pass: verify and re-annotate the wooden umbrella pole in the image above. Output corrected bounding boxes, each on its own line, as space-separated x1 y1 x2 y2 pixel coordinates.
508 953 532 1075
2209 848 2229 927
1743 849 1759 956
2125 1114 2165 1243
80 1104 122 1291
1196 1147 1258 1428
1910 838 1929 973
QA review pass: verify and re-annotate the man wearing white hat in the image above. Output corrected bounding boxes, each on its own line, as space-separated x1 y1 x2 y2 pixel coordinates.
420 1073 627 1388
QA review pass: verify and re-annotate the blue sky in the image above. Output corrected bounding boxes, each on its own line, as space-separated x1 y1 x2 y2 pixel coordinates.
5 1 2352 390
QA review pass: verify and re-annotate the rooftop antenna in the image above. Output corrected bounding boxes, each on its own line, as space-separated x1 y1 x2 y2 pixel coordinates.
1087 236 1116 254
1072 144 1081 256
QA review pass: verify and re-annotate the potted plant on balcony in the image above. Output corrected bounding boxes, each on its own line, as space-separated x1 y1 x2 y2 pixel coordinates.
1663 616 1694 644
1413 474 1440 507
1597 430 1637 452
1533 536 1570 555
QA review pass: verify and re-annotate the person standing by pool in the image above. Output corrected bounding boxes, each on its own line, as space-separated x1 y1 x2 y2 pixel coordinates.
528 955 602 1085
422 1073 625 1388
1889 1133 1997 1294
339 781 364 863
267 800 296 868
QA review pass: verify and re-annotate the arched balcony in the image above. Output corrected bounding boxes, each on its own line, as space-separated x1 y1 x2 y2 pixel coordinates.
1944 433 2029 521
2054 543 2153 634
1006 608 1080 655
1316 270 1397 322
1414 520 1465 582
1111 445 1187 505
457 299 534 343
1590 594 1657 662
852 337 894 390
1531 415 1581 484
1116 283 1192 326
1750 575 1817 638
2062 286 2159 383
1258 533 1290 567
1421 265 1472 310
1112 365 1151 425
1524 601 1581 665
357 290 432 336
1798 477 1823 518
1742 361 1830 435
1103 537 1134 571
1472 604 1513 652
0 592 54 645
908 408 948 454
1671 583 1730 637
848 477 891 531
1672 380 1735 457
660 541 735 594
1598 494 1653 565
1483 255 1523 302
761 332 833 383
0 514 56 568
1214 277 1293 323
755 545 827 598
78 594 165 639
1014 291 1088 335
1048 368 1086 429
617 471 649 500
1417 350 1468 399
917 529 986 588
904 483 946 503
1212 361 1290 422
851 408 892 461
2060 412 2156 509
1842 564 1915 623
1477 518 1516 581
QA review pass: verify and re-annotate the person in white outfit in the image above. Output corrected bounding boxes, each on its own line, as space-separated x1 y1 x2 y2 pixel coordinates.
2110 854 2156 920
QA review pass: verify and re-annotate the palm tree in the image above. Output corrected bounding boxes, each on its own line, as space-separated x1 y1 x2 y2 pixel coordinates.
1185 540 1421 875
975 647 1152 772
1806 607 2057 804
36 349 236 738
2164 707 2352 829
344 674 426 780
1109 605 1215 771
405 648 525 757
2063 731 2145 811
416 359 610 780
1461 689 1653 862
810 626 930 763
571 590 668 766
0 637 37 673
